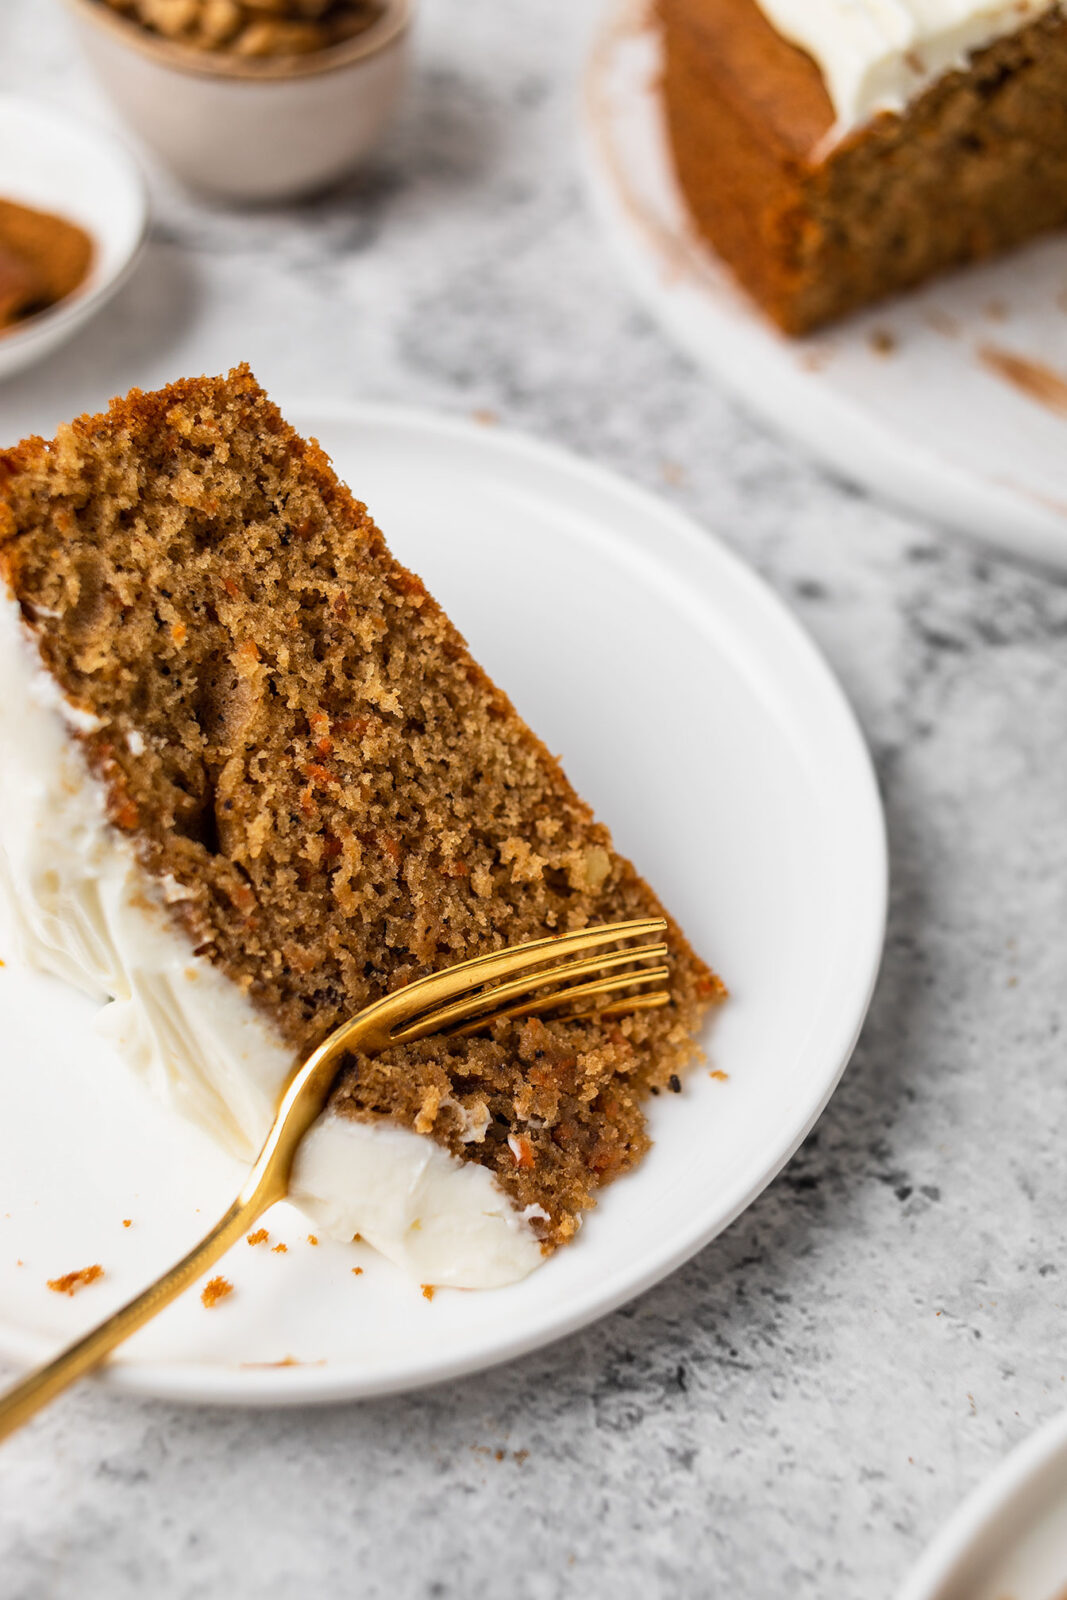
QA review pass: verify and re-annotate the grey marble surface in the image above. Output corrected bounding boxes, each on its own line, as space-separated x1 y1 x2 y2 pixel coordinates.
2 3 1067 1597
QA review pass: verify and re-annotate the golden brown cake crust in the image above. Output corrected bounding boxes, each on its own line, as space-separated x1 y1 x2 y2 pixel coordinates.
659 0 1067 333
0 367 723 1247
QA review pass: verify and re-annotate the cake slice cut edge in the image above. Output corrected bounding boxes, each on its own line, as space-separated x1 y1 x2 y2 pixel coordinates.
0 366 724 1289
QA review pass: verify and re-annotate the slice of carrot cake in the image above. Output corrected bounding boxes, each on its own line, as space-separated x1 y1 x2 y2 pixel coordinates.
0 367 722 1288
659 0 1067 333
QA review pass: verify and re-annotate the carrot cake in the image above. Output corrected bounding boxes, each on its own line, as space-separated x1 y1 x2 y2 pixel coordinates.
658 0 1067 333
0 367 722 1288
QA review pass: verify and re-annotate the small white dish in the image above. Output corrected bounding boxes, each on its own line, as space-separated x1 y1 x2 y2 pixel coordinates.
0 96 146 382
898 1409 1067 1600
62 0 412 203
0 402 886 1405
585 1 1067 574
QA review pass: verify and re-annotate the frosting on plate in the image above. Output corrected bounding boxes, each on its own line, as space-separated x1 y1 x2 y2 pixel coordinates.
0 595 544 1289
755 0 1056 135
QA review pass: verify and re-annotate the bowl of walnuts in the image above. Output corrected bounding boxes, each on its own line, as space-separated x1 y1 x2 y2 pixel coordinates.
62 0 412 202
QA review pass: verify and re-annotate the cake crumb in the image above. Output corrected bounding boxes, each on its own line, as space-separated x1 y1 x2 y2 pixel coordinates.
122 1218 132 1228
201 1275 233 1308
471 408 499 426
709 1069 729 1082
352 1266 364 1277
421 1284 435 1301
869 328 896 355
272 1243 288 1254
47 1264 104 1296
978 343 1067 418
307 1234 319 1246
240 1356 327 1369
247 1228 269 1246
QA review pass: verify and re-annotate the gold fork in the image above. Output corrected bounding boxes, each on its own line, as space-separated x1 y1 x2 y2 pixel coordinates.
0 917 669 1440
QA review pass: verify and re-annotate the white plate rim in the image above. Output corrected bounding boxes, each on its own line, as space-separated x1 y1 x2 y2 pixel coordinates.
581 1 1067 574
0 400 888 1405
896 1408 1067 1600
0 94 148 372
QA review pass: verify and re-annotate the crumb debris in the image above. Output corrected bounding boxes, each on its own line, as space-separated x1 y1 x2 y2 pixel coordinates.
247 1228 269 1246
869 328 896 354
122 1218 132 1228
272 1243 288 1254
201 1275 233 1308
306 1234 319 1246
47 1264 104 1296
709 1069 729 1082
352 1266 364 1277
421 1284 435 1301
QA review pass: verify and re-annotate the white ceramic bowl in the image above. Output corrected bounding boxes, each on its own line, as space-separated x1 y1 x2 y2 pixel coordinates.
62 0 412 203
0 95 146 382
898 1409 1067 1600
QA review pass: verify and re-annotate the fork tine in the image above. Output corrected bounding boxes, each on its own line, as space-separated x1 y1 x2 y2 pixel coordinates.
392 941 668 1040
311 917 668 1063
397 963 670 1045
389 917 667 1016
567 991 672 1023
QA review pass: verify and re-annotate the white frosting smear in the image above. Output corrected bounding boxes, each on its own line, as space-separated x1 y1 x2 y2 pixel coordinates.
755 0 1056 136
0 596 543 1289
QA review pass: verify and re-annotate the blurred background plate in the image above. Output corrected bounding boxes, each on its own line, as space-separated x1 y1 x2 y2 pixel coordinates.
0 95 146 380
898 1409 1067 1600
584 1 1067 573
0 403 885 1405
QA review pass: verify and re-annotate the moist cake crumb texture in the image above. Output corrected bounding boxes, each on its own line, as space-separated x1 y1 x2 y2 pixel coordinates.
0 366 723 1250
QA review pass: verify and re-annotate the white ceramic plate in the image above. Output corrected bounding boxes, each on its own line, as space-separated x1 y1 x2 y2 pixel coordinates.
0 403 886 1405
0 96 146 380
899 1410 1067 1600
584 2 1067 573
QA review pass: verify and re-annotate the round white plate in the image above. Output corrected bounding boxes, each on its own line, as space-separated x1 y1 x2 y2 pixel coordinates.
899 1409 1067 1600
0 403 886 1405
584 2 1067 572
0 96 146 381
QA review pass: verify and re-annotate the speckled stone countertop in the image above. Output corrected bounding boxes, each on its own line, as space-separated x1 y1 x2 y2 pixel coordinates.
1 3 1066 1597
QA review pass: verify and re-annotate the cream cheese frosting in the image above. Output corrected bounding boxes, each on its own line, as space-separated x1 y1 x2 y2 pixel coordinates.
0 595 544 1289
756 0 1057 135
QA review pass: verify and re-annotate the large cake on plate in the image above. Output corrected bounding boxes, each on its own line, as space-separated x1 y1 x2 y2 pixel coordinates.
658 0 1067 333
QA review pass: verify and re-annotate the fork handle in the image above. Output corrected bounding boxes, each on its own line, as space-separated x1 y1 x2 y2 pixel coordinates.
0 1187 270 1444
